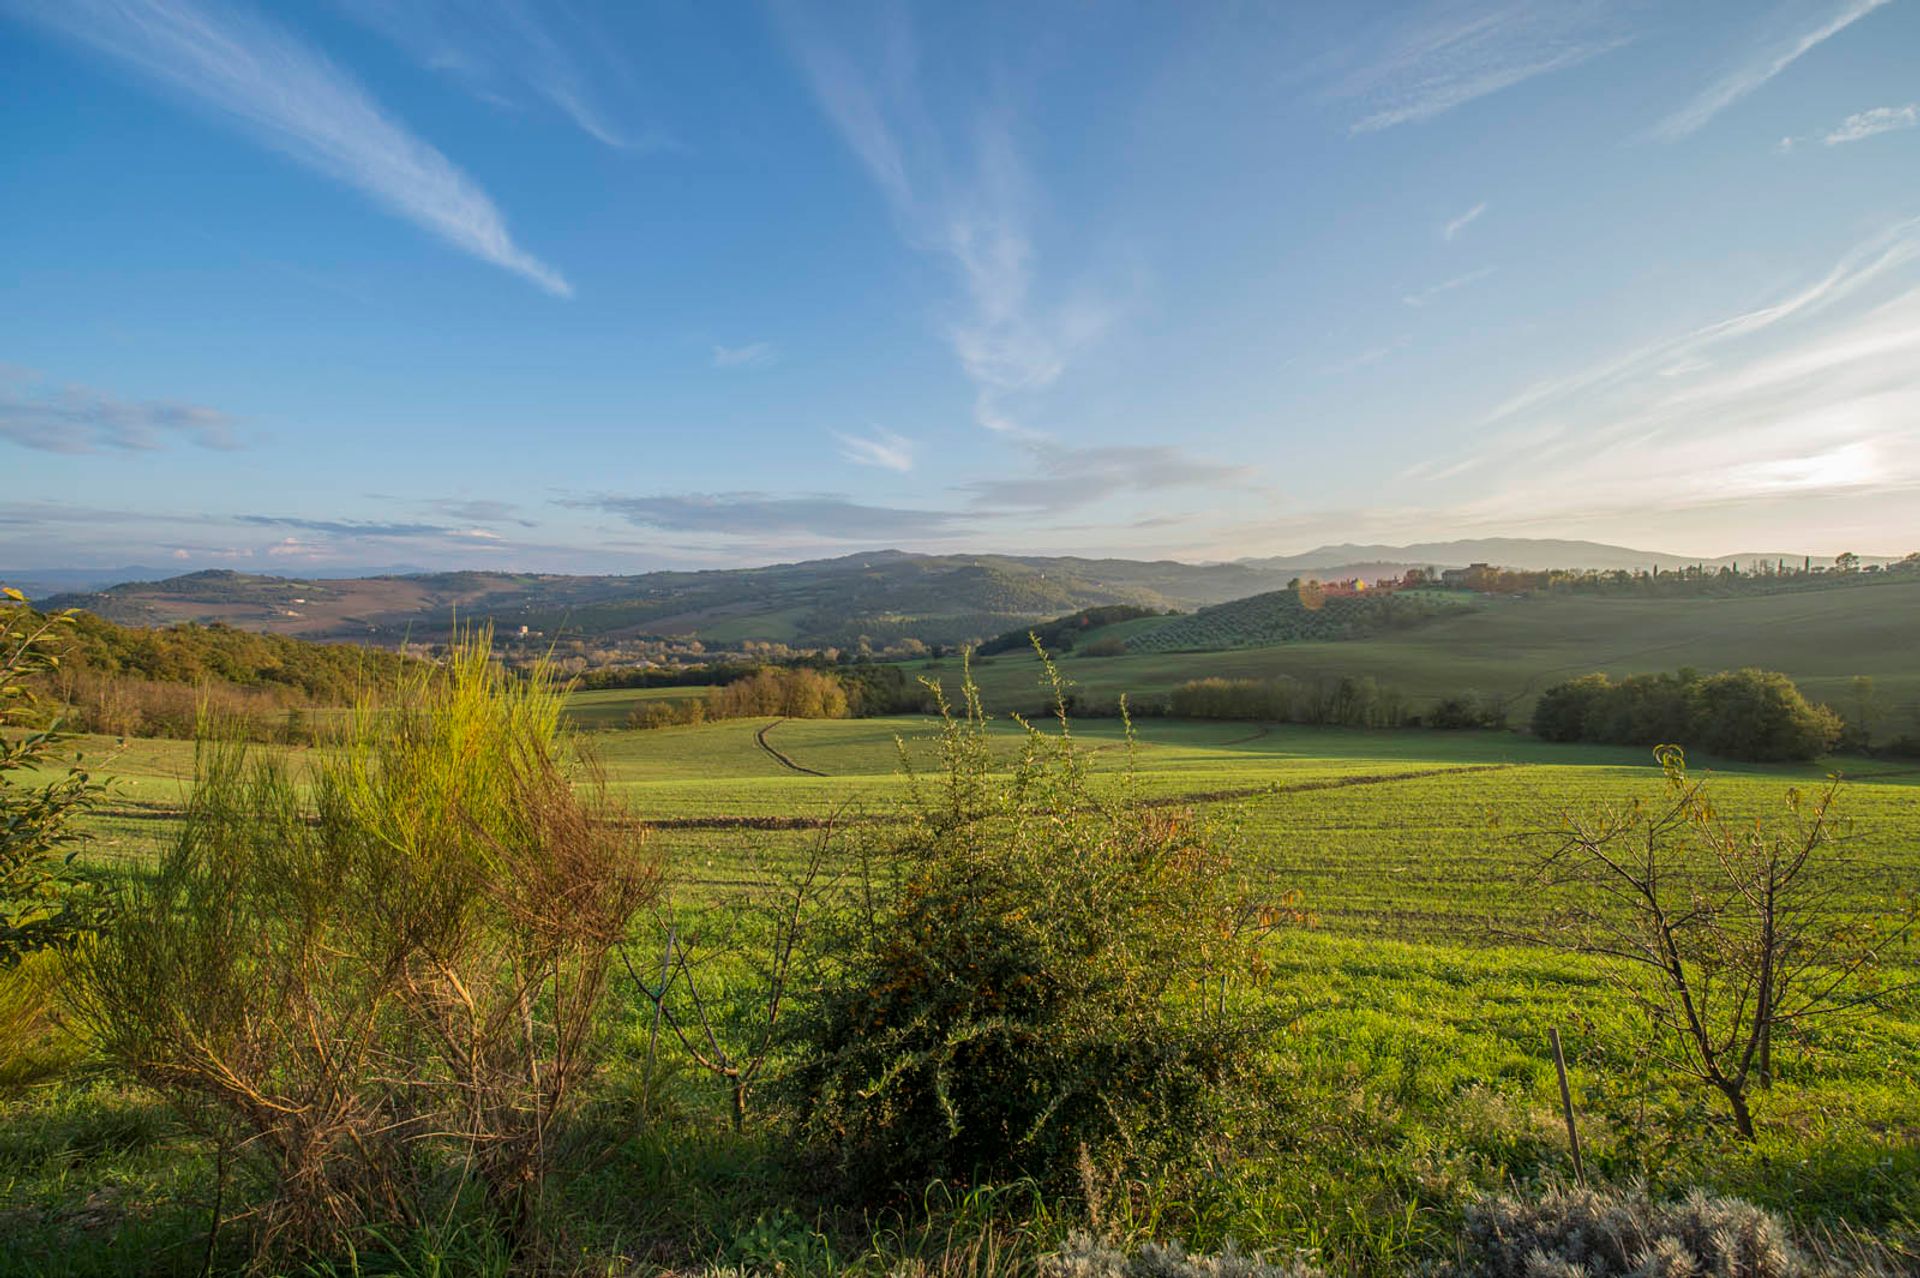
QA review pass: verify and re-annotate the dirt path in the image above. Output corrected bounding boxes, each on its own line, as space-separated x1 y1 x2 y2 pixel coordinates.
755 719 827 776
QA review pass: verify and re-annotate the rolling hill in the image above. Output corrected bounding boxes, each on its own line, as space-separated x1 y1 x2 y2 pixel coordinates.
32 539 1914 653
37 553 1307 650
942 572 1920 729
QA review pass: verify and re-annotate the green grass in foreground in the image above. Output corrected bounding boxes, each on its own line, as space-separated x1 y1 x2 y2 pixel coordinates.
6 710 1918 1275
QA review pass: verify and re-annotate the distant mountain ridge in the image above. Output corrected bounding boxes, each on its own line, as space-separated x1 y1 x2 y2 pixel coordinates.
28 538 1901 650
1241 538 1882 574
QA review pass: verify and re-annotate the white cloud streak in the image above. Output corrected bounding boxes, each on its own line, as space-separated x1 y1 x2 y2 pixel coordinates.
780 8 1110 436
4 0 570 295
1443 201 1488 240
835 428 915 472
1404 266 1496 307
1414 219 1920 530
1826 103 1919 145
1338 2 1630 134
1655 0 1893 141
334 0 665 152
711 342 778 369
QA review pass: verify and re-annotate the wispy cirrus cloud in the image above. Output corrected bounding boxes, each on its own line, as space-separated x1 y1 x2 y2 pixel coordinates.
426 498 536 526
3 0 570 295
711 342 779 370
1336 1 1630 135
1654 0 1892 141
1404 266 1496 307
237 515 450 538
0 368 241 454
1826 103 1919 145
962 441 1253 515
1412 218 1920 530
779 6 1113 436
334 0 670 152
1442 201 1488 241
1488 217 1920 421
567 491 968 542
835 428 915 473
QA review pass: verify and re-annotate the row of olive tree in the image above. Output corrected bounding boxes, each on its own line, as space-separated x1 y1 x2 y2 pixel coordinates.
1531 667 1842 761
1168 674 1412 726
1165 674 1510 730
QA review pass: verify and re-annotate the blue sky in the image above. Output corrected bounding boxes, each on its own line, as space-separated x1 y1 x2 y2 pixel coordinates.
4 0 1918 572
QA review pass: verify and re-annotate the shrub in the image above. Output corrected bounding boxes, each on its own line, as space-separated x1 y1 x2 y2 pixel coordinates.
1 591 100 964
786 662 1288 1194
1042 1232 1324 1278
73 635 659 1259
0 950 86 1088
1423 691 1508 730
1457 1183 1803 1278
628 697 708 730
1531 674 1618 743
1691 669 1842 762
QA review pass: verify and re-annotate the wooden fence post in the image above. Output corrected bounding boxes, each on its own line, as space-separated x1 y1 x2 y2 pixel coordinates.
1550 1027 1586 1186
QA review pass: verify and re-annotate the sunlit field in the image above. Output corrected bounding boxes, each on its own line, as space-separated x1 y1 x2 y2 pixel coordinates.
13 698 1915 1275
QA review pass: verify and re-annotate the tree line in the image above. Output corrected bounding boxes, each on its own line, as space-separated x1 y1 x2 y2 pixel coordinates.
1531 668 1843 761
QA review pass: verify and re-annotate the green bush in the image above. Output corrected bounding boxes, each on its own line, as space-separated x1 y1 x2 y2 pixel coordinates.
1531 673 1618 743
785 662 1283 1194
1 592 100 964
1529 668 1841 761
1691 669 1842 762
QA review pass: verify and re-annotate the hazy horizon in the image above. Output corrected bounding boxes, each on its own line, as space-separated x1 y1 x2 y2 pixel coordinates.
6 0 1920 571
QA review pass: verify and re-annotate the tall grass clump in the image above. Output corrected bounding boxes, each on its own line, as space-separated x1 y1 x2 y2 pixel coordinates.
72 632 659 1262
786 655 1291 1196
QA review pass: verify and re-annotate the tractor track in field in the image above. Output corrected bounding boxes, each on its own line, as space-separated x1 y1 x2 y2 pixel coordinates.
755 719 827 776
88 761 1520 833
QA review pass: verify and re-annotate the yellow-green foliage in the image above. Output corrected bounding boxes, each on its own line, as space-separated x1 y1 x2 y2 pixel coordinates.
0 951 85 1089
72 633 658 1257
706 667 850 720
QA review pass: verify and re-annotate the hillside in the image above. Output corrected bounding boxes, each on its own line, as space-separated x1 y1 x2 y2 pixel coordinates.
35 539 1908 653
941 572 1920 729
1240 538 1898 574
37 553 1308 649
1120 587 1473 652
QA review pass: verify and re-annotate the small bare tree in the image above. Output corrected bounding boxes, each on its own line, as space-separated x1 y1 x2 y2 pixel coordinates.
627 818 843 1131
1516 746 1915 1139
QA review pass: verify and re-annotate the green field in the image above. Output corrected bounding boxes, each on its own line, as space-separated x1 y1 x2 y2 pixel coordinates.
12 702 1920 1274
60 710 1920 921
927 576 1920 722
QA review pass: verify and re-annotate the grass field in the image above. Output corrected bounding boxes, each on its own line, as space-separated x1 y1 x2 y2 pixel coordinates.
913 576 1920 723
9 700 1920 1275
